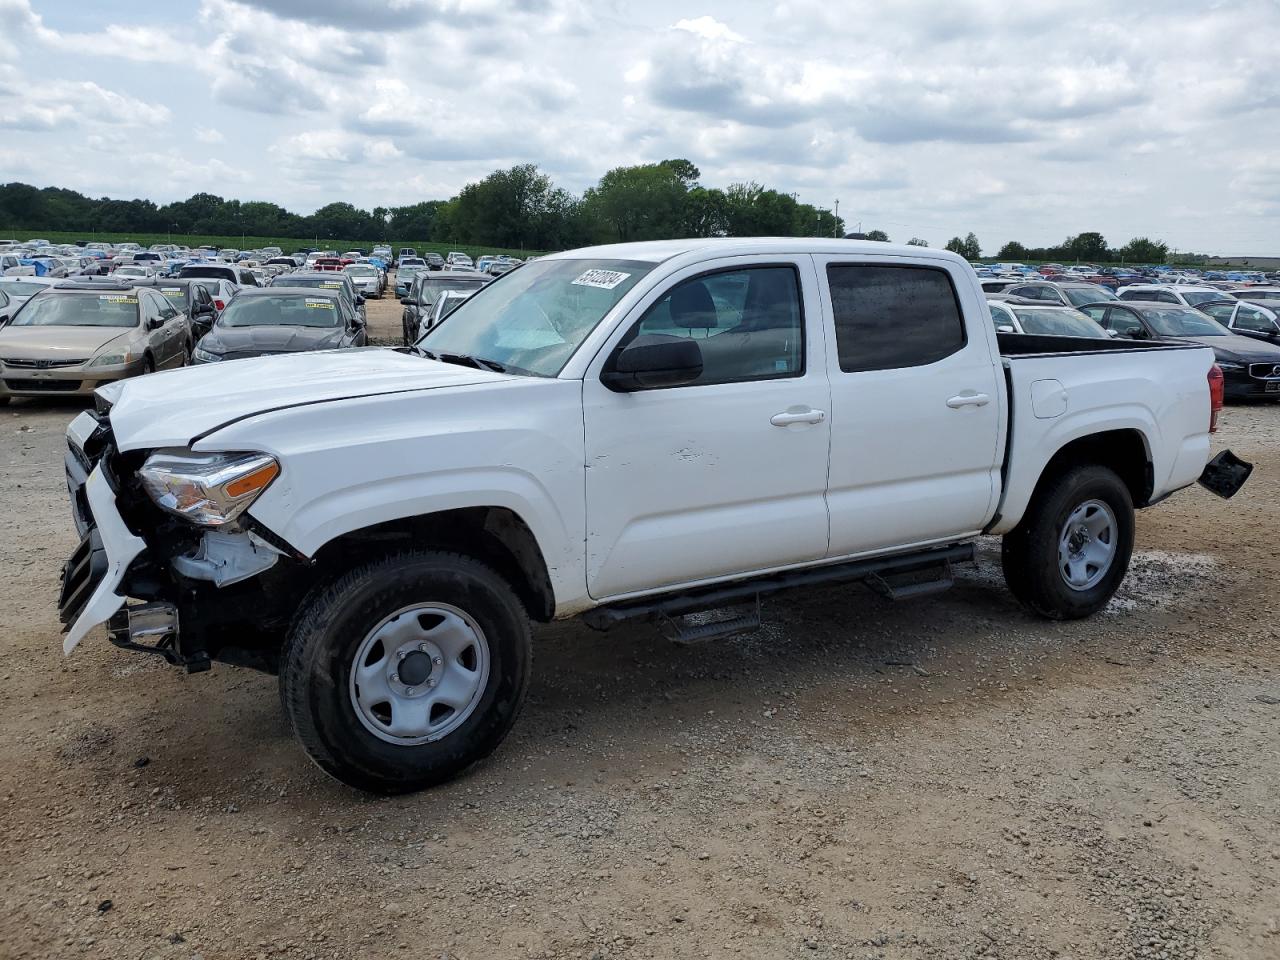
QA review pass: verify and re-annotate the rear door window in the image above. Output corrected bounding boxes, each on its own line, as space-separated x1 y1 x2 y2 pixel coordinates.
827 264 966 373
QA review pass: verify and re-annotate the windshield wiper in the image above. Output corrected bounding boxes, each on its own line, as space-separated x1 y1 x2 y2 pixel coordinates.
436 352 507 373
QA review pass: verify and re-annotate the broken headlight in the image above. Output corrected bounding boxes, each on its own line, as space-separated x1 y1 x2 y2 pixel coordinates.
138 450 279 527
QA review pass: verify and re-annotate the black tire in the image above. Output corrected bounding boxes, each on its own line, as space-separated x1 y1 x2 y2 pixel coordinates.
279 550 531 794
142 354 155 374
0 396 9 406
1001 464 1134 620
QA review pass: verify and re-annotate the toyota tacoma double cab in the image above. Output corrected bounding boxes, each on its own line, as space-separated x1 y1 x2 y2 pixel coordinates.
58 239 1250 793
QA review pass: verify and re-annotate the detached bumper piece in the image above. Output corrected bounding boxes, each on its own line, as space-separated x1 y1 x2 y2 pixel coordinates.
58 529 108 627
1198 449 1253 500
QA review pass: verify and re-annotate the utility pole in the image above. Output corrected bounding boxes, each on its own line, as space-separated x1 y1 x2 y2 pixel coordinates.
833 199 839 238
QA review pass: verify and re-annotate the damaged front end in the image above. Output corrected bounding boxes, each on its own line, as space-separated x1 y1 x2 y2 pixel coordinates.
59 405 310 674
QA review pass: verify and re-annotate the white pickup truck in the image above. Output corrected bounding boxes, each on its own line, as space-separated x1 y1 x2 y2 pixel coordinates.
58 239 1249 793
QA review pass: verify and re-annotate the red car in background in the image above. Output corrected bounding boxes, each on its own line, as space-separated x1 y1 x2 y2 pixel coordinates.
312 257 344 272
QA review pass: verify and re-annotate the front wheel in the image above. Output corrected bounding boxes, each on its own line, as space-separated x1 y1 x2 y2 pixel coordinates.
280 550 531 793
1001 464 1134 620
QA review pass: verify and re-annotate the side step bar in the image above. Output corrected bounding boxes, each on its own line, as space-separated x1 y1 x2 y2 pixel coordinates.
582 543 975 630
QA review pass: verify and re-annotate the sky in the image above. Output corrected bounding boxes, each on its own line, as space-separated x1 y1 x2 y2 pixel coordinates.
0 0 1278 255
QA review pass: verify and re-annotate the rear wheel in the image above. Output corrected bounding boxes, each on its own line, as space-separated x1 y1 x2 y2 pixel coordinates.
142 355 156 375
279 550 531 794
1001 464 1134 620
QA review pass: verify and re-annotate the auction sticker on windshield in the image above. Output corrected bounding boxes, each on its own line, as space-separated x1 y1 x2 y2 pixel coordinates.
101 296 138 304
571 269 631 290
160 288 183 298
305 299 334 309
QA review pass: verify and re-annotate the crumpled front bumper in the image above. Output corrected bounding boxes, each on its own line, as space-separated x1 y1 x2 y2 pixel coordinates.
59 464 146 655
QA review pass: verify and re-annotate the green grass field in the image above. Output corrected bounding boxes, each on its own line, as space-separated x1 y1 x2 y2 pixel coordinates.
16 230 543 261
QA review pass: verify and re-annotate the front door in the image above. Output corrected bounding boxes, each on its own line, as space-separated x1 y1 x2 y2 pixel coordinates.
582 257 832 600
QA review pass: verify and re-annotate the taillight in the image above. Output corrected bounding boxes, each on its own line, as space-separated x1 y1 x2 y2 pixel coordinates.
1207 363 1224 433
214 299 225 310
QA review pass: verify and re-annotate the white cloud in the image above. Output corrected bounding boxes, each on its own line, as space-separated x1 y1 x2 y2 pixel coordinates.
0 0 1276 253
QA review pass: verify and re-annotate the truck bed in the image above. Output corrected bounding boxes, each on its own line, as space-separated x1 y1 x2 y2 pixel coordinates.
988 333 1217 536
996 332 1205 357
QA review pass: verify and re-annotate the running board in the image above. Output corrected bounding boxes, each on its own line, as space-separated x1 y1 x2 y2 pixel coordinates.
582 543 974 630
866 562 955 601
665 598 762 645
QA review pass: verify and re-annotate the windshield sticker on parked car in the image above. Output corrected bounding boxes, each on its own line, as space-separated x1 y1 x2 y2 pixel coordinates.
100 296 138 304
160 288 183 298
571 269 631 290
320 282 341 288
305 299 335 309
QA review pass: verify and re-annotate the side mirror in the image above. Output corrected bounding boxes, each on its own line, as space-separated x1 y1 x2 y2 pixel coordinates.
355 295 365 305
400 297 411 305
1127 328 1149 340
601 334 703 392
996 324 1015 333
147 317 164 331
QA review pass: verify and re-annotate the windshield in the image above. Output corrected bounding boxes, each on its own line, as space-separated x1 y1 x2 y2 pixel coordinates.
1143 308 1230 337
219 295 341 328
156 286 191 307
182 266 231 278
1181 290 1222 306
344 265 377 277
11 293 139 327
419 277 488 304
1064 286 1116 305
279 277 348 295
419 258 653 376
1 281 48 296
1012 307 1108 338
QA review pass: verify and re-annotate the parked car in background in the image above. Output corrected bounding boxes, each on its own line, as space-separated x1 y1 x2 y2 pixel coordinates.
269 271 365 323
487 259 519 277
343 263 385 299
114 264 159 280
445 251 473 270
192 288 366 364
415 288 478 340
128 277 220 340
1118 285 1232 308
424 253 445 270
185 278 238 317
1235 287 1280 304
0 276 59 312
1004 281 1119 308
399 270 492 344
395 262 430 298
1079 300 1280 399
1198 300 1280 345
0 281 190 402
180 263 259 287
987 300 1111 338
397 247 418 265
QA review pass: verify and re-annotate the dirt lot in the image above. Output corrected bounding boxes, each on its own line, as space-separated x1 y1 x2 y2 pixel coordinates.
2 306 1278 959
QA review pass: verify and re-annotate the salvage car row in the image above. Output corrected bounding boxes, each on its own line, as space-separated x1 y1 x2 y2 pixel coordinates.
4 252 1280 403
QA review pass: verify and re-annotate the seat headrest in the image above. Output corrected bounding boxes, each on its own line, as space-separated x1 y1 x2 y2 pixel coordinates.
670 281 718 329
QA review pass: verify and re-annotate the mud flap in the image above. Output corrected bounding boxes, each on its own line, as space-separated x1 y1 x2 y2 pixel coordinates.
1197 449 1252 500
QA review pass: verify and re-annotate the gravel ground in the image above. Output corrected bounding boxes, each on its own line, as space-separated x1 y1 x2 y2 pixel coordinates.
1 310 1277 959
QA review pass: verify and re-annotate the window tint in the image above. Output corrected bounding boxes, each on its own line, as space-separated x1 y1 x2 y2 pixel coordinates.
1199 303 1236 323
1103 307 1145 337
1235 305 1278 333
626 266 804 385
828 265 965 373
1079 305 1108 322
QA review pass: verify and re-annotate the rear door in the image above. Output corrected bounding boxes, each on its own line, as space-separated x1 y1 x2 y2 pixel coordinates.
582 256 832 599
814 256 1003 556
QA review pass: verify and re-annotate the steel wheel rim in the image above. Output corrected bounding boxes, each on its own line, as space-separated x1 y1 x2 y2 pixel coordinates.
348 602 491 746
1058 498 1117 591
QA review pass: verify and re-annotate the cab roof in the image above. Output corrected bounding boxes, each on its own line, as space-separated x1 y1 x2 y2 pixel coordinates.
542 237 969 266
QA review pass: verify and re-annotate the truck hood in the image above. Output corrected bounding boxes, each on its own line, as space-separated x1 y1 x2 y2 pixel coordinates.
102 347 505 452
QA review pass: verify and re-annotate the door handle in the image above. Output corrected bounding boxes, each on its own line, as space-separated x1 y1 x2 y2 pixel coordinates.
770 408 826 426
946 393 990 409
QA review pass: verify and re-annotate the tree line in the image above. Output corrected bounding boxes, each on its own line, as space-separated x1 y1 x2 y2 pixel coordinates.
0 159 843 249
880 230 1173 264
